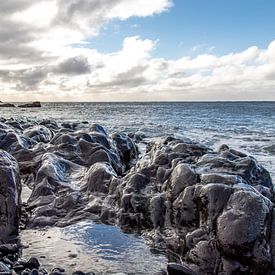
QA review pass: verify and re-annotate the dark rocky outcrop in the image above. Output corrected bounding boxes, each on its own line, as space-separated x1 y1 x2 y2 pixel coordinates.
18 101 41 108
0 119 274 274
0 103 15 107
0 150 21 242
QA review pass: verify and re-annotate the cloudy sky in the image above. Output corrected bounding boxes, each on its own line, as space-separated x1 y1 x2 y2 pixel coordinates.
1 0 275 101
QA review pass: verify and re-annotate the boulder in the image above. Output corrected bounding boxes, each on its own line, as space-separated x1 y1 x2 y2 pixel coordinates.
0 150 21 241
23 125 53 143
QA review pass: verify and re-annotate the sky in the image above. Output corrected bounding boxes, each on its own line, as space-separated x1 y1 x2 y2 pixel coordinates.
0 0 275 102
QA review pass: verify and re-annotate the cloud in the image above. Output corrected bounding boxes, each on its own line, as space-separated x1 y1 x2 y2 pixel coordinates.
54 0 172 34
0 0 274 101
55 56 91 75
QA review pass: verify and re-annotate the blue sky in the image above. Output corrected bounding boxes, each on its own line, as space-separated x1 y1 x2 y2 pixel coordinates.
1 0 275 101
90 0 275 59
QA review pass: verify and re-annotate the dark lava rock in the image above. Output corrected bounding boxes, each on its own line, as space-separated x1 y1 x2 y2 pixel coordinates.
25 257 40 269
0 244 19 256
0 150 21 242
111 132 138 167
29 269 39 275
72 270 86 275
0 103 15 107
1 119 274 275
18 101 41 108
23 125 53 143
167 263 197 275
50 267 66 275
0 262 10 272
12 263 25 272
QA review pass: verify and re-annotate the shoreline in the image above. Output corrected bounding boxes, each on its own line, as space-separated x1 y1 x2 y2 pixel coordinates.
0 118 274 274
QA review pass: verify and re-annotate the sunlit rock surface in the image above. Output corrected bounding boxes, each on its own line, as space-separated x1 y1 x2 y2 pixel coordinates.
0 118 274 274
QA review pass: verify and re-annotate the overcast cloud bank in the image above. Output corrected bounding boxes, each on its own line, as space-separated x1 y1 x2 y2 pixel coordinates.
0 0 274 101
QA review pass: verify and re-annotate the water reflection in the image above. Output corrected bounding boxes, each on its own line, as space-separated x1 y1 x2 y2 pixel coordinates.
22 221 167 274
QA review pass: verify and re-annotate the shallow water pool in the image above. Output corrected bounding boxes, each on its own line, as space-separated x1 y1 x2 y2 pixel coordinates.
21 221 167 274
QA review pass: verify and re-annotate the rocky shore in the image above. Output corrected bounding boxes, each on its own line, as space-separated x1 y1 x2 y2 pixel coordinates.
0 102 41 108
0 117 274 274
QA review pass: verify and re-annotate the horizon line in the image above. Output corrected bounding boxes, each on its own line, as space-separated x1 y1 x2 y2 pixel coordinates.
2 100 275 103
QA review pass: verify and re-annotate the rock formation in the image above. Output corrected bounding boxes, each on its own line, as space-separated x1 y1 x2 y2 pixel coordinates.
0 119 274 274
0 150 21 242
18 101 41 108
0 103 15 107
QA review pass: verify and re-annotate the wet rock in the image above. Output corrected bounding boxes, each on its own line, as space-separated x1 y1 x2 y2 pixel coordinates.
24 125 53 143
30 269 39 275
81 163 117 194
164 163 197 201
2 257 13 266
0 150 21 242
51 267 65 274
22 269 31 275
150 194 167 229
90 124 107 136
188 240 220 274
0 119 274 274
0 245 19 256
72 271 89 275
167 263 197 275
114 138 274 274
217 189 272 259
0 262 10 272
12 263 25 272
111 132 138 168
25 257 40 269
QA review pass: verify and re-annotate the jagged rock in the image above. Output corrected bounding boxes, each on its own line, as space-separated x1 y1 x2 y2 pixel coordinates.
167 263 197 275
164 163 197 201
111 132 138 168
113 137 274 274
23 125 53 143
81 162 117 194
0 150 21 241
0 119 274 274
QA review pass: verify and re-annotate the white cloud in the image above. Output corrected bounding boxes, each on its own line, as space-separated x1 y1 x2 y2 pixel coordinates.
0 0 274 101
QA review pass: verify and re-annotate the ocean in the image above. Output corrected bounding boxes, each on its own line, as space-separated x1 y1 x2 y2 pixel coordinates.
1 101 274 180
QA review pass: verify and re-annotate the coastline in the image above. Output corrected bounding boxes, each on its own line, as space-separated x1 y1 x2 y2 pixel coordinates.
0 117 274 274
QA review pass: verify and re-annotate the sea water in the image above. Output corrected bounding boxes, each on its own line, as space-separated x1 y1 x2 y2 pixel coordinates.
1 101 274 180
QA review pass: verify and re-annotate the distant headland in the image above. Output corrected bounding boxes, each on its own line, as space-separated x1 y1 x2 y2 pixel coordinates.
0 101 41 108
